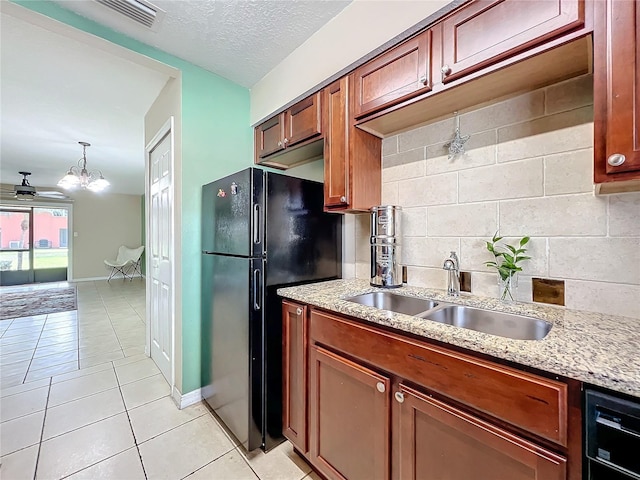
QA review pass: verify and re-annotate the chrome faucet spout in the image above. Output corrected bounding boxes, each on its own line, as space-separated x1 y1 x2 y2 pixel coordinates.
443 251 460 297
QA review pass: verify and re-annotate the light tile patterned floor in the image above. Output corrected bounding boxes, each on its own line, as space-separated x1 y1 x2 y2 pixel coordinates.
1 281 318 480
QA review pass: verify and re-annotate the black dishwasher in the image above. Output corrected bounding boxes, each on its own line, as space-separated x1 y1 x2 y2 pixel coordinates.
585 389 640 479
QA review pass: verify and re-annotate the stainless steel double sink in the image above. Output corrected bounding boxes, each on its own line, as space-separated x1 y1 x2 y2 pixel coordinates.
345 291 552 341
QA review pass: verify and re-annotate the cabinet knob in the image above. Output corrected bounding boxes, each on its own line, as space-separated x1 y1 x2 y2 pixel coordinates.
419 74 428 85
296 307 302 315
441 64 452 76
340 196 347 203
376 382 386 393
283 138 289 145
277 141 283 147
394 391 405 403
608 153 626 167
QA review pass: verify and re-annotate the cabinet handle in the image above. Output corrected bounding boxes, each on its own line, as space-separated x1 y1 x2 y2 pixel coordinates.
441 64 452 77
340 196 347 203
394 391 405 403
419 74 428 85
283 138 289 145
296 307 302 316
277 140 282 147
608 153 626 166
376 382 386 393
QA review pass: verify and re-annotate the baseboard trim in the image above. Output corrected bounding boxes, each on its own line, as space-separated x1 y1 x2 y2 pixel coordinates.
172 387 202 409
71 274 144 282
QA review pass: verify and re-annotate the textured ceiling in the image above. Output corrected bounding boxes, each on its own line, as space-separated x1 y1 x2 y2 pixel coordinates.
0 12 170 196
53 0 352 88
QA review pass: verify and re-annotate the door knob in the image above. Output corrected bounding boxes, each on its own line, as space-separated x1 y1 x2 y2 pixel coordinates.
394 391 405 403
608 153 626 166
376 382 386 393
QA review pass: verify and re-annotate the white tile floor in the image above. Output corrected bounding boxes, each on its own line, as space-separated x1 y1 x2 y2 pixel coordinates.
1 281 319 480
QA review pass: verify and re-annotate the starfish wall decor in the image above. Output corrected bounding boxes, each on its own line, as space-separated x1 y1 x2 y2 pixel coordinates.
445 112 470 159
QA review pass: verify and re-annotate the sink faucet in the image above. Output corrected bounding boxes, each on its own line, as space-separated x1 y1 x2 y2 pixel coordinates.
443 251 460 297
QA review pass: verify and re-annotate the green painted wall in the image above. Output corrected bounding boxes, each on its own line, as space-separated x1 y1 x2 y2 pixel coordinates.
15 1 253 392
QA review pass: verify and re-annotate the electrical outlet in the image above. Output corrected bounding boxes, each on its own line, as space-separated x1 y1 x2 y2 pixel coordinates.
532 278 565 306
460 271 472 293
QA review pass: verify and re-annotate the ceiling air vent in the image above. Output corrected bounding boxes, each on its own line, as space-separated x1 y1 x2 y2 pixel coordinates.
95 0 165 31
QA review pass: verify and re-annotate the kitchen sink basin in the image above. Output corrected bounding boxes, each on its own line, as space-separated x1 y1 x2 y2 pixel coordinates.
345 292 438 316
419 305 552 341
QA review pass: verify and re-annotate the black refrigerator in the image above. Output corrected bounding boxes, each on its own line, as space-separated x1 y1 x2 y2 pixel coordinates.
201 167 341 452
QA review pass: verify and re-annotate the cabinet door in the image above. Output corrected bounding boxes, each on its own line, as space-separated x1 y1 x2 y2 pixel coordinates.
309 345 390 480
255 112 286 159
323 78 349 208
396 384 567 480
353 31 432 119
282 301 308 453
441 0 585 83
594 0 640 180
285 93 322 148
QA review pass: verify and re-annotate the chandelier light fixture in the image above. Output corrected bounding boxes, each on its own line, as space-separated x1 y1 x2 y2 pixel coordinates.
58 141 110 192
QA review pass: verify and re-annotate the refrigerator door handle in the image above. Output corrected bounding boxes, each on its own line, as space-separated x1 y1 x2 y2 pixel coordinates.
253 269 262 310
253 204 261 245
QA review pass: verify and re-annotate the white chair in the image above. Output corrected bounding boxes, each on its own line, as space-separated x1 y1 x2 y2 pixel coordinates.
104 245 145 282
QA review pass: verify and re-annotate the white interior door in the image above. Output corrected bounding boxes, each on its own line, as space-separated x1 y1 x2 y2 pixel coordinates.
148 123 173 383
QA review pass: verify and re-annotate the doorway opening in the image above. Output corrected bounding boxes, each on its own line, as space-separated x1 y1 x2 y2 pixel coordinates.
0 205 70 286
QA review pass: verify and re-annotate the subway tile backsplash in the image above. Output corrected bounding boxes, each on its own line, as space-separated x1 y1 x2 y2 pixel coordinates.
350 74 640 319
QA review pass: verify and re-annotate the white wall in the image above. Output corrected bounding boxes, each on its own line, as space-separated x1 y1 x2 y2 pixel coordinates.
70 190 142 280
350 74 640 319
250 0 450 125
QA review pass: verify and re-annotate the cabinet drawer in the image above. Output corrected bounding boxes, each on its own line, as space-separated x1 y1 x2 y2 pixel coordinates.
441 0 585 83
310 309 568 446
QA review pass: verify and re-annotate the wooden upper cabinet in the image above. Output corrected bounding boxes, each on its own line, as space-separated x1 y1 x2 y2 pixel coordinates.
323 78 349 208
396 384 567 480
323 75 382 212
282 301 308 453
254 93 322 166
255 112 286 159
353 30 434 119
309 345 391 480
593 0 640 189
285 92 322 148
440 0 585 83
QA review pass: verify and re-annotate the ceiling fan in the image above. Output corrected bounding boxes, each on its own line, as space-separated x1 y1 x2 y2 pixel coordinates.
1 171 69 201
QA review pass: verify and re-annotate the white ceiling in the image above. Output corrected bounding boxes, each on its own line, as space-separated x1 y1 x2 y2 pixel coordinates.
53 0 352 88
0 11 171 195
0 1 352 198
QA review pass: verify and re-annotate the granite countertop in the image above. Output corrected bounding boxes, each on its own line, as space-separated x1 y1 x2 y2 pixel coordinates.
278 279 640 398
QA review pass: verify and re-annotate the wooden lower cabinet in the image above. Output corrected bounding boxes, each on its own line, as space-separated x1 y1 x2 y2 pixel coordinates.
396 384 567 480
282 301 308 453
283 304 577 480
309 346 390 480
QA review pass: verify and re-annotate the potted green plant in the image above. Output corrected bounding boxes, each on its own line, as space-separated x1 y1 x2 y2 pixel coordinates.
484 232 530 302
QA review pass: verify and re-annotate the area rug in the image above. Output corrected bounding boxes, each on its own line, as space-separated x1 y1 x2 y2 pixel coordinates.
0 286 77 320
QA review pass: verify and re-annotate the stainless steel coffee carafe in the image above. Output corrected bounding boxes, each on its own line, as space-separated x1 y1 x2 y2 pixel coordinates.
370 205 402 288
